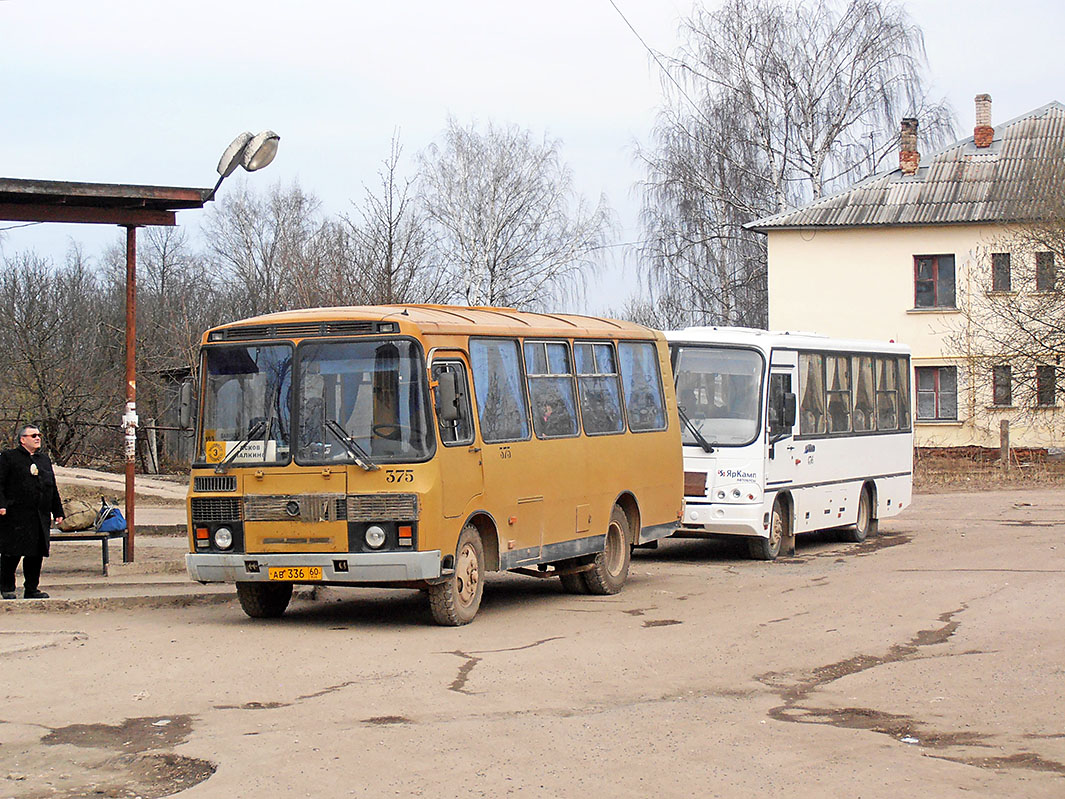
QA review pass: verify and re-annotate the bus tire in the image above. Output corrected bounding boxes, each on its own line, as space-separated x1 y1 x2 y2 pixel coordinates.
428 524 484 626
749 501 785 560
236 582 293 619
846 485 877 543
559 572 589 594
582 506 631 595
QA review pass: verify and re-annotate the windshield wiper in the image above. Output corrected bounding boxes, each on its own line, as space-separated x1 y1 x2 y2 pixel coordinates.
214 418 268 473
677 405 714 453
325 419 380 472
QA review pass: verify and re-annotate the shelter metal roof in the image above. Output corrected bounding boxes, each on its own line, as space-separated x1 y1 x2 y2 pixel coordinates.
0 177 212 226
748 101 1065 231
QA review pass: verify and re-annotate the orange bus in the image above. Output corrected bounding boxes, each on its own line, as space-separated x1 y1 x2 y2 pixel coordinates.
184 305 683 624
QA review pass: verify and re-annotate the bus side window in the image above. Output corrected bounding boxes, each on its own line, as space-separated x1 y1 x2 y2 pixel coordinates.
575 342 625 435
768 373 793 436
852 356 876 432
798 353 826 435
876 357 899 430
618 341 668 432
470 339 531 443
432 361 474 446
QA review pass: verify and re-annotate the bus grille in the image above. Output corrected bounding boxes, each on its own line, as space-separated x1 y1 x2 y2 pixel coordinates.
194 475 237 493
244 494 347 522
190 497 242 522
346 493 419 522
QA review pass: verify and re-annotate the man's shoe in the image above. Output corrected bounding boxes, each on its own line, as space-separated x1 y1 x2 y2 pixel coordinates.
23 590 49 599
1 591 15 600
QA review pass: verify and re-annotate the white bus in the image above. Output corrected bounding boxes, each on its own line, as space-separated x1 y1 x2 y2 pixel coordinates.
666 327 912 559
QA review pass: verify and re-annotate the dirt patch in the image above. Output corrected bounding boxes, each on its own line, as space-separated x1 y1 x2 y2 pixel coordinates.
43 716 193 752
915 450 1065 493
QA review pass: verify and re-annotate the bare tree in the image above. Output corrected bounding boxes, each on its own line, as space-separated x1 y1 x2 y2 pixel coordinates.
418 117 611 310
202 179 328 316
342 135 446 305
0 248 121 464
639 0 953 327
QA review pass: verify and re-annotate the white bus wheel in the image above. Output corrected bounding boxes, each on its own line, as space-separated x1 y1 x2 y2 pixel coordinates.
749 502 784 561
846 486 877 543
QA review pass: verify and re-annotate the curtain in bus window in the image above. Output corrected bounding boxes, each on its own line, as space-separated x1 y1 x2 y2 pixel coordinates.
826 356 852 433
852 356 875 432
798 353 826 435
525 341 579 438
575 342 624 434
897 356 912 429
876 358 899 430
471 339 530 443
618 342 667 432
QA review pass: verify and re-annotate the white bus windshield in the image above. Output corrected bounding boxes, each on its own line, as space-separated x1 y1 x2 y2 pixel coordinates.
673 346 764 447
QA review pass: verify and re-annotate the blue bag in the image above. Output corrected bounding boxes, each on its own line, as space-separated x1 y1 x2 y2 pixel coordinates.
95 499 127 532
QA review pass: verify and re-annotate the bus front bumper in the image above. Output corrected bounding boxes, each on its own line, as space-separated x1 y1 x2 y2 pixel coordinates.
186 551 442 584
676 502 766 538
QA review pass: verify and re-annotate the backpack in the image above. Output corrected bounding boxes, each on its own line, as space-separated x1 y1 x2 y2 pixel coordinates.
95 498 127 533
57 499 96 532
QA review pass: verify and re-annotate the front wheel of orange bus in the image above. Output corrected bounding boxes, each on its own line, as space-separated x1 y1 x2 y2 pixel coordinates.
582 506 631 595
428 524 484 626
236 582 293 619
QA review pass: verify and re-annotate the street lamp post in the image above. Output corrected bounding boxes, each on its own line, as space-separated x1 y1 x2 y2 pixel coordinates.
122 130 279 562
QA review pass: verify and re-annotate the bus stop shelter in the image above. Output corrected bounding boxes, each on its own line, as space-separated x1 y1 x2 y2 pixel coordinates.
0 176 213 562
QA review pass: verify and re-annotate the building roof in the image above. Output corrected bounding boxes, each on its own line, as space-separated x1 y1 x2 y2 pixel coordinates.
747 101 1065 231
0 177 212 226
205 304 659 343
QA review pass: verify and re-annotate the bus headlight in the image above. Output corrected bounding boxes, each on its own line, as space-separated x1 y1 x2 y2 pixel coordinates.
365 525 387 549
214 526 234 550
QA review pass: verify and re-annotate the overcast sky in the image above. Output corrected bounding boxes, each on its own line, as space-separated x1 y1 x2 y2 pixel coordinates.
2 0 1064 314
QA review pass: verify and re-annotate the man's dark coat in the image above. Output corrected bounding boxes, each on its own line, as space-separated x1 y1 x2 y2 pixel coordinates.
0 445 64 557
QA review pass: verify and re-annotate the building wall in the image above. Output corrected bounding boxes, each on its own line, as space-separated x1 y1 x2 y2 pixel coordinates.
766 223 1063 449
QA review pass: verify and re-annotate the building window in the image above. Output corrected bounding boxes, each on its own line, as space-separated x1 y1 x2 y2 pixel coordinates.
991 253 1011 292
992 365 1012 406
1036 252 1056 292
914 255 956 308
915 366 958 421
1037 365 1057 406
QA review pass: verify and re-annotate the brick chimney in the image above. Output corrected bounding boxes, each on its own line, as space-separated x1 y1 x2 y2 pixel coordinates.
974 93 993 148
899 118 919 175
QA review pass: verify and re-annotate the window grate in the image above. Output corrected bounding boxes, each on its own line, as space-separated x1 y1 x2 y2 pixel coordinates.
190 497 242 522
346 493 419 522
215 321 378 341
193 476 236 493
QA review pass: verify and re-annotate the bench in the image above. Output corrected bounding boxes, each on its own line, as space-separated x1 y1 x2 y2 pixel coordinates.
50 528 130 576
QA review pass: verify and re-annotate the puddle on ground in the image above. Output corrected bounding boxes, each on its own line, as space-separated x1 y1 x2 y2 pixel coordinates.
363 715 412 725
43 715 193 753
851 532 912 555
643 619 682 628
2 715 216 798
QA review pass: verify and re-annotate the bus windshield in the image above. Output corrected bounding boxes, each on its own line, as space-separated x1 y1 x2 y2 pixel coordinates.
673 346 764 447
200 344 293 465
295 338 434 464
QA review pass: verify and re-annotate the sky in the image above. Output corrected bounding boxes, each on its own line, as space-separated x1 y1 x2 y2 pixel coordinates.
2 0 1064 315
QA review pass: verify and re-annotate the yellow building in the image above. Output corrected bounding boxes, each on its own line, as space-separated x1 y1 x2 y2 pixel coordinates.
749 96 1065 450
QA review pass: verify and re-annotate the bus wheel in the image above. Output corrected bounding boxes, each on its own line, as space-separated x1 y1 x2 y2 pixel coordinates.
428 524 484 626
583 507 631 595
236 582 293 619
749 501 784 560
559 571 589 594
846 485 877 543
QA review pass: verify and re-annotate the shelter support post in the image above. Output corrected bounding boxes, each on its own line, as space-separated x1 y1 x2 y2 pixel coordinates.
123 225 138 561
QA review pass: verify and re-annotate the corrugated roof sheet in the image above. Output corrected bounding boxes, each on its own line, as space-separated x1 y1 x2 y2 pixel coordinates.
748 102 1065 230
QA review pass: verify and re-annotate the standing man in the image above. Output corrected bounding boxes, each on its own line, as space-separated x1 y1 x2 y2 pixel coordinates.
0 424 64 599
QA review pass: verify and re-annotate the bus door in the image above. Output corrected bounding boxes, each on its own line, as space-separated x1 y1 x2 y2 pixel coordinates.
431 356 484 519
766 350 798 491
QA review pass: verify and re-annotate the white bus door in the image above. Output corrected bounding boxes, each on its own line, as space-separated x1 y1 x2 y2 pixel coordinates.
765 353 799 492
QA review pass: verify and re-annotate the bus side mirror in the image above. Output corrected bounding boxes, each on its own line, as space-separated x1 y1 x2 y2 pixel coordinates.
783 392 797 428
436 371 461 423
179 379 196 430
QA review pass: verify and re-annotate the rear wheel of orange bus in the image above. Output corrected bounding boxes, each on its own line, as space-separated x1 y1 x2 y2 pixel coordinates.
582 506 631 595
428 524 484 626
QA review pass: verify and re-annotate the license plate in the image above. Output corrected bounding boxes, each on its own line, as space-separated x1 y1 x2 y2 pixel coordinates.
268 566 322 581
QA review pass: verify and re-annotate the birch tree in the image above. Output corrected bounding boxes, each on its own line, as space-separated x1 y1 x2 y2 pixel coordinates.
639 0 953 328
418 118 611 310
